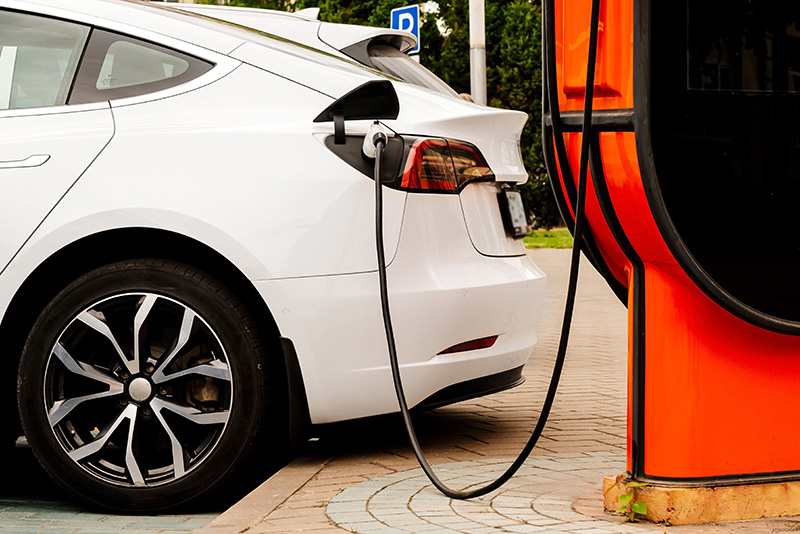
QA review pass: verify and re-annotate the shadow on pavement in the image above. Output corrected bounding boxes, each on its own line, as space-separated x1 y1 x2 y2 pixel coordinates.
0 441 67 502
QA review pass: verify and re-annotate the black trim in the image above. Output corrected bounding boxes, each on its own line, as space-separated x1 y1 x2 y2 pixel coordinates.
634 0 800 337
417 366 525 410
541 0 629 307
542 0 576 224
587 139 631 302
640 469 800 488
630 258 645 478
324 134 406 183
547 109 635 132
280 338 310 449
588 135 645 477
69 28 213 105
314 79 399 123
340 35 416 69
542 0 646 477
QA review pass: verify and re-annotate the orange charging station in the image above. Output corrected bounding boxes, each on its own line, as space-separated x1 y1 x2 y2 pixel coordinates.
545 0 800 522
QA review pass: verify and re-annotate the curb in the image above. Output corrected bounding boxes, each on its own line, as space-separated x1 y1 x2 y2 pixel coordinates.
193 457 330 534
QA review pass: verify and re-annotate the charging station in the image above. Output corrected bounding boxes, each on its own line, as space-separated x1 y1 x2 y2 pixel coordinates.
544 0 800 524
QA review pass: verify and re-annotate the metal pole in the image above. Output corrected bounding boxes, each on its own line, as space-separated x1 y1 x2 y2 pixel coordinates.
469 0 487 105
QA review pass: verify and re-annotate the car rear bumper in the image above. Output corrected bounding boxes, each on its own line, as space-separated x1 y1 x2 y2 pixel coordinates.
254 194 547 424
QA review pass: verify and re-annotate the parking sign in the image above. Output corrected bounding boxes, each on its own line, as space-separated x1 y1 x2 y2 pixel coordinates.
390 5 420 54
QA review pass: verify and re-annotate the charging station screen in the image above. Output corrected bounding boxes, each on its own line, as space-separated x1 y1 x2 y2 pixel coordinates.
651 0 800 322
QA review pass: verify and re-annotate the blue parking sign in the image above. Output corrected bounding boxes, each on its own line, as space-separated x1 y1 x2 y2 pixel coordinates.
390 5 420 54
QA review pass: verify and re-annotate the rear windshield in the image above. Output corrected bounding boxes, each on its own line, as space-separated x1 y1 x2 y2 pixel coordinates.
368 44 459 97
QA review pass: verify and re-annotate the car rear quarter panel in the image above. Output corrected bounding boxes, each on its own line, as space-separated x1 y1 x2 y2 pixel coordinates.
259 193 546 424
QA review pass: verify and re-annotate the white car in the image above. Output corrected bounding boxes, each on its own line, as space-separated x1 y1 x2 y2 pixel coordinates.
0 0 546 512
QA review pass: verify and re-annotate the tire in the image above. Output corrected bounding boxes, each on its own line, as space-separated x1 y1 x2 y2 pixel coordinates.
18 259 280 512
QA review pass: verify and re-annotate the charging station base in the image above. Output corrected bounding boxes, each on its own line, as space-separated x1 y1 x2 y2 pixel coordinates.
603 474 800 525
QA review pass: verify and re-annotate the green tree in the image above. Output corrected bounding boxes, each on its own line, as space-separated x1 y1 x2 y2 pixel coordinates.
418 0 470 94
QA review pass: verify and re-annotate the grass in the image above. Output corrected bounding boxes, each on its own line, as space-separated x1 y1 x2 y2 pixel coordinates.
523 227 574 249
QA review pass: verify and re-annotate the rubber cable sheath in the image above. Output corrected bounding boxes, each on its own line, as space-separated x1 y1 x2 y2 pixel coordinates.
374 0 601 498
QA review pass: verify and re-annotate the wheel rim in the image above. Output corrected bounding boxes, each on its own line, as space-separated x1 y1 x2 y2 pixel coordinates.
44 292 233 487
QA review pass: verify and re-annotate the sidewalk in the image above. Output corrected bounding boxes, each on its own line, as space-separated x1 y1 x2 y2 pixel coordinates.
196 249 799 534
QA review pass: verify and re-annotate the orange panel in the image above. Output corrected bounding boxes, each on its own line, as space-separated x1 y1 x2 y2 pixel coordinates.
599 133 800 479
563 131 629 289
557 0 633 111
555 0 800 481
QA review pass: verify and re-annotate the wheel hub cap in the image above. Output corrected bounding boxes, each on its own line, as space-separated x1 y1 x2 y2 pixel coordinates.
128 377 152 402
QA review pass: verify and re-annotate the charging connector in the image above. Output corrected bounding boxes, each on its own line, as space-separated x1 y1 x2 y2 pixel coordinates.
362 121 394 159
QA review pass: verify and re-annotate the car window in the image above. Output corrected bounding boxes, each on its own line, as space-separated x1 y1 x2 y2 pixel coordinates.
367 44 459 98
70 29 212 104
0 10 89 110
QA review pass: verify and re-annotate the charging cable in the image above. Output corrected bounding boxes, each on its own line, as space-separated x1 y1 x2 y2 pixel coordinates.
368 0 600 499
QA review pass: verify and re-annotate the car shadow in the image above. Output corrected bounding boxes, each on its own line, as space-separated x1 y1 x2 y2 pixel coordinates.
0 440 67 502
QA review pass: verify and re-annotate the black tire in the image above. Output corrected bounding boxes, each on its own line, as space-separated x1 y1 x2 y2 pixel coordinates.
18 259 280 512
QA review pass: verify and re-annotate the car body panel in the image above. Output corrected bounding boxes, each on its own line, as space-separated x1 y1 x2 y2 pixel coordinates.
229 40 378 99
15 64 406 284
460 183 528 257
255 193 545 423
0 104 114 273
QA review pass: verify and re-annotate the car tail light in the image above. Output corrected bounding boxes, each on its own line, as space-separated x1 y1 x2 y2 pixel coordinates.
438 335 499 355
400 138 495 193
322 134 495 193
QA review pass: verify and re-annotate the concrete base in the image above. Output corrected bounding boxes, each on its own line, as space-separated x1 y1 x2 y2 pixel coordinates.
603 474 800 525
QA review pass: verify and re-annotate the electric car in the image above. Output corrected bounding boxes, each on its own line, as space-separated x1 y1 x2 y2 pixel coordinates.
0 0 546 512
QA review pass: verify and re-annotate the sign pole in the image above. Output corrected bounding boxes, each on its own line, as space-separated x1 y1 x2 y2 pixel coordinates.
469 0 486 105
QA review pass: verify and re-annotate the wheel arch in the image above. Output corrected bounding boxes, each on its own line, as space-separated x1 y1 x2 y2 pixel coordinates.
2 227 309 447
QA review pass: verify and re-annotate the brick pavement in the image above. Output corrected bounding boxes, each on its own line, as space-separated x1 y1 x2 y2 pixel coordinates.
197 249 800 534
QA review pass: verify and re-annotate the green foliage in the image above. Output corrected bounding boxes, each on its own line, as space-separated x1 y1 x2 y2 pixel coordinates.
614 481 649 522
196 0 293 9
220 0 561 227
523 228 573 249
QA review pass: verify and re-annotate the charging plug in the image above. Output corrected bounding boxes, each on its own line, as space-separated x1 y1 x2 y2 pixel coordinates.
362 121 394 159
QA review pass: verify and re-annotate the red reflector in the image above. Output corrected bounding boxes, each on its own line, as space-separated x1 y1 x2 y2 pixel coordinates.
438 335 499 355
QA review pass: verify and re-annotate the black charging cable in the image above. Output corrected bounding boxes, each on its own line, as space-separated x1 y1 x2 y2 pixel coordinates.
372 0 600 499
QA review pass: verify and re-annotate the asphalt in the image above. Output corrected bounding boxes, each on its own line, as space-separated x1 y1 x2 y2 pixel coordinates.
4 249 798 533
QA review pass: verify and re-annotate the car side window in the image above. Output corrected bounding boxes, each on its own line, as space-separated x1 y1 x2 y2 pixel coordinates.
0 10 89 110
69 29 213 104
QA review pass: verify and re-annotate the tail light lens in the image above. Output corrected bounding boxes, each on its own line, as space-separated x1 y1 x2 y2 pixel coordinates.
400 138 494 193
322 133 495 193
401 139 455 192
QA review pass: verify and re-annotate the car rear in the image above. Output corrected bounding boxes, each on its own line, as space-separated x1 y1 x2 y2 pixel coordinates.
191 9 549 424
267 80 547 423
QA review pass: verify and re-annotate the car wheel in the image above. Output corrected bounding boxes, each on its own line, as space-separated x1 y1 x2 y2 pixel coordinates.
18 259 279 512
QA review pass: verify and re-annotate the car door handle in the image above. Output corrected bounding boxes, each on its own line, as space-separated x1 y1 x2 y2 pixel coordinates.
0 154 50 169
